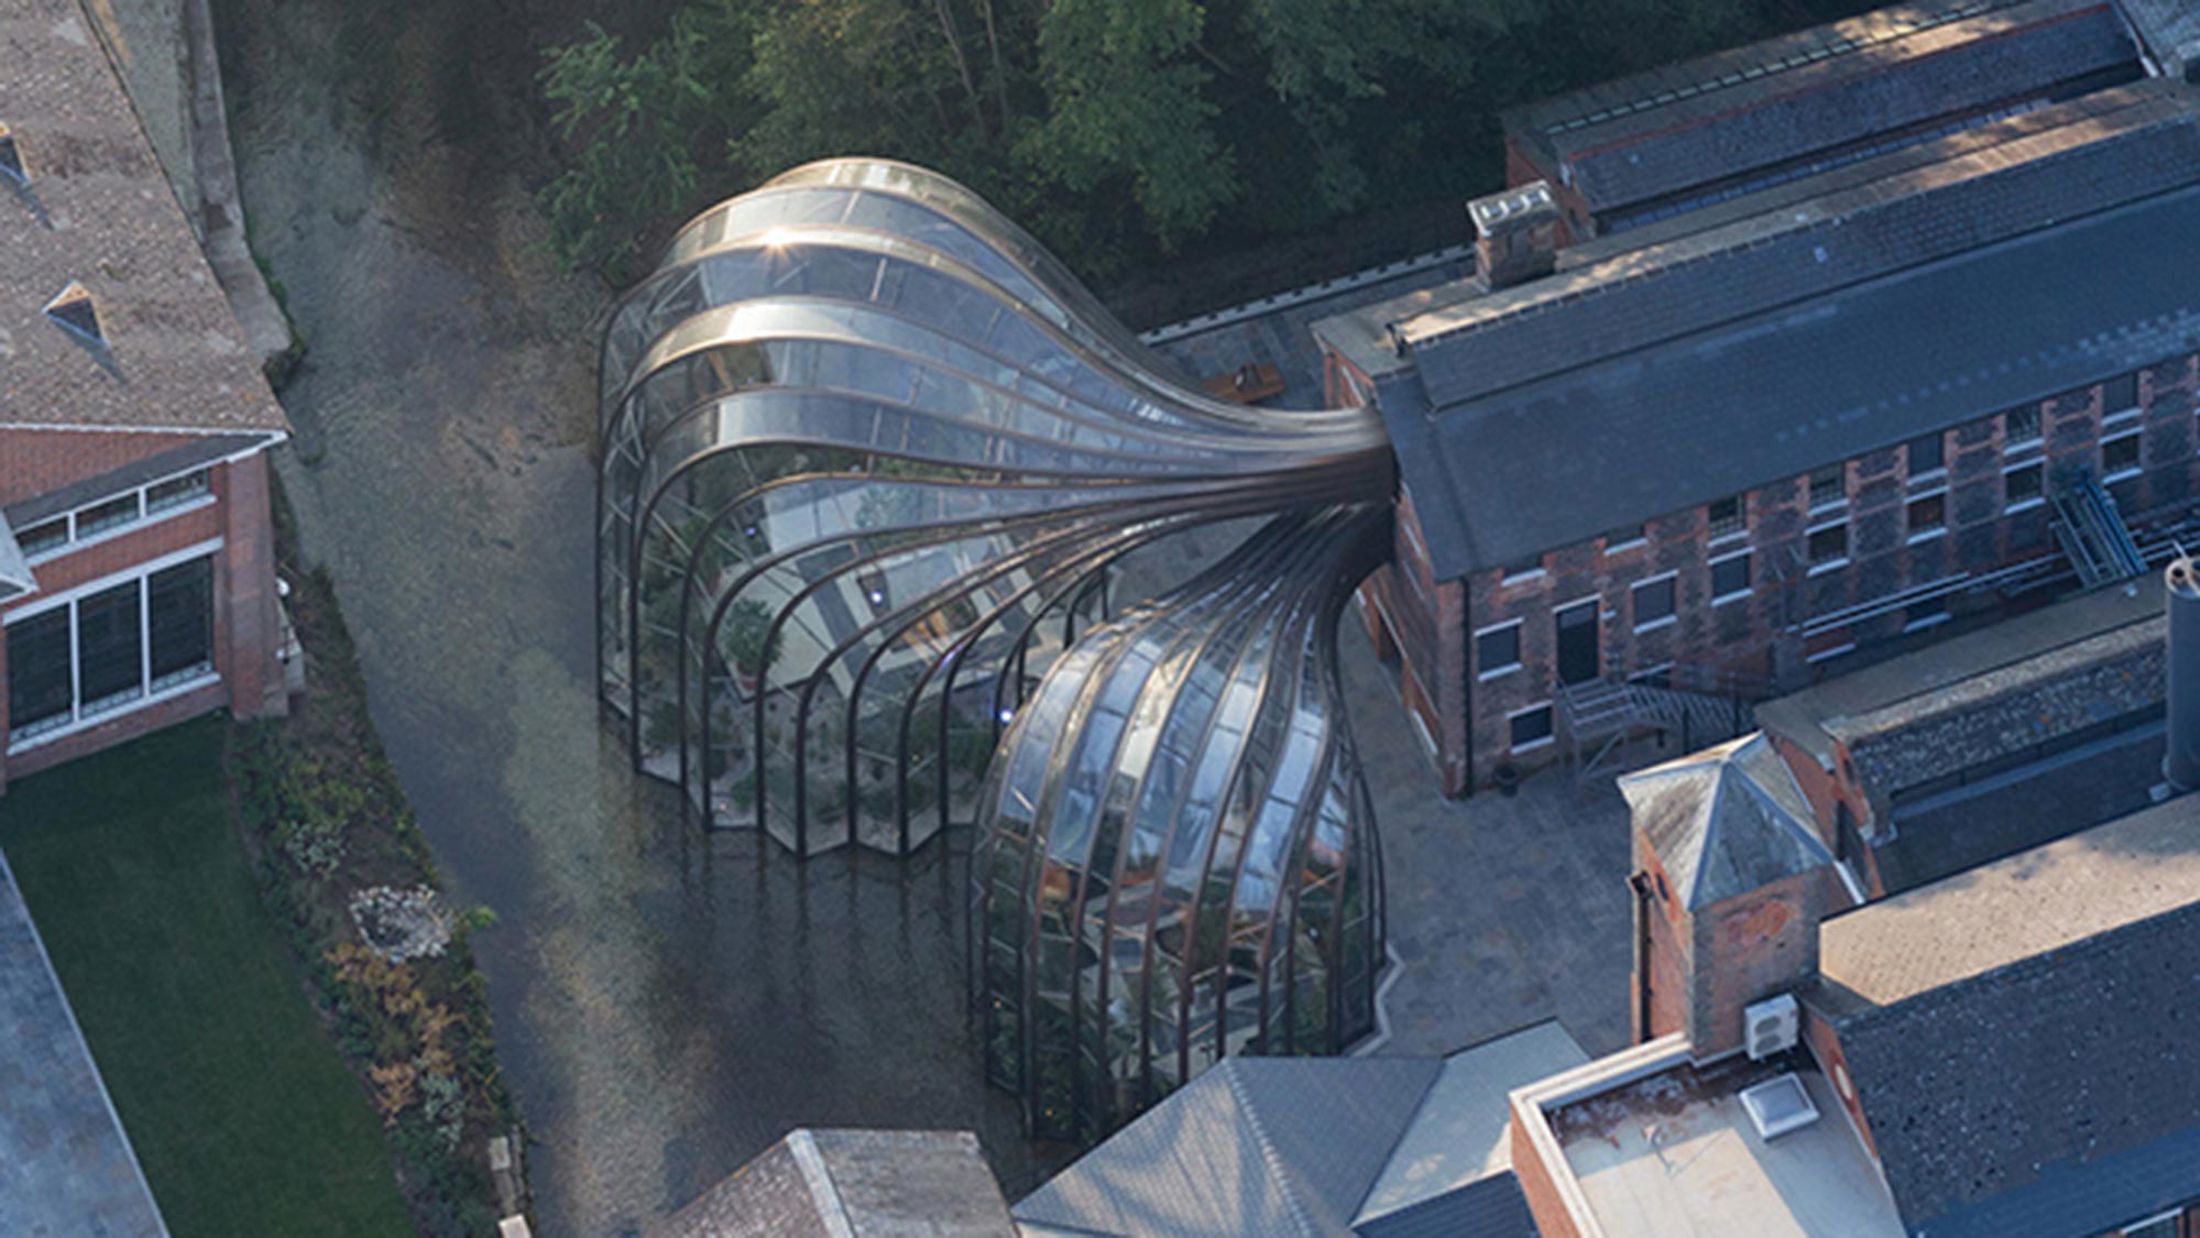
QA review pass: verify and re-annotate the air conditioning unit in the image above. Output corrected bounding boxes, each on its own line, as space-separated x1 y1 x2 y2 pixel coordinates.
1745 993 1800 1061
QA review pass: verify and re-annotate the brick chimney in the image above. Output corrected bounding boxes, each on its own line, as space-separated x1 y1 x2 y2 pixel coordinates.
1469 181 1560 292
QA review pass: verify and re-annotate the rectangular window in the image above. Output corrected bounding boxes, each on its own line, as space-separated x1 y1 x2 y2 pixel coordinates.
1602 523 1646 551
2119 1210 2180 1238
76 492 141 539
2004 405 2041 446
1908 492 1946 538
1711 551 1752 602
1807 523 1848 567
145 469 211 515
1633 575 1676 629
1501 555 1543 582
1907 432 1944 476
1475 621 1522 679
2005 461 2044 509
147 558 215 689
5 609 73 738
1509 703 1554 751
2102 372 2138 415
1708 495 1747 542
75 581 144 717
1808 465 1846 510
16 515 68 559
2103 431 2142 480
1904 594 1950 633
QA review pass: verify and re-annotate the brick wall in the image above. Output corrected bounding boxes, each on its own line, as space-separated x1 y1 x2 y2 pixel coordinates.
1508 1099 1586 1238
1686 871 1824 1060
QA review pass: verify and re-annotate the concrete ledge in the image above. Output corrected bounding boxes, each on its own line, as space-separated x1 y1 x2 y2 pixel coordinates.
180 0 297 380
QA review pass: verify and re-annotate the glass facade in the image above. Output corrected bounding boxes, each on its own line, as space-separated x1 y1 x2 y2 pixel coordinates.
596 157 1393 857
968 507 1388 1141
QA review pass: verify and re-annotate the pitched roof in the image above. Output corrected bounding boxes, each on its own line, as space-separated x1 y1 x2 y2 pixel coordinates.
654 1129 1015 1236
1506 0 2134 218
1807 792 2200 1234
0 0 287 437
1619 732 1833 910
1011 1057 1443 1237
1381 83 2200 577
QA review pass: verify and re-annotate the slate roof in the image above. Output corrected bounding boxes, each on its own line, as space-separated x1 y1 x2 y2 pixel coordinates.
1807 792 2200 1236
1506 0 2134 218
1618 732 1834 910
1381 84 2200 578
0 0 287 437
654 1129 1015 1236
2119 0 2200 81
0 850 164 1236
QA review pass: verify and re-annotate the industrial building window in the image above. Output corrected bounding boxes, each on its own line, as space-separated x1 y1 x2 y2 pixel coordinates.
1508 703 1554 751
145 469 211 516
1807 523 1848 570
1603 523 1646 552
75 493 141 540
2102 372 2139 416
1707 494 1747 543
1633 575 1676 629
2004 405 2041 447
1501 555 1544 582
2118 1209 2180 1238
15 516 67 559
1907 432 1944 477
4 551 219 749
1907 493 1946 539
2103 431 2142 480
1711 551 1752 603
1808 465 1846 510
1475 620 1522 679
2004 461 2044 509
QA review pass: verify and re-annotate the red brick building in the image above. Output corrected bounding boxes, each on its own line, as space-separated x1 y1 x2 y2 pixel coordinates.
1314 4 2200 795
0 0 290 793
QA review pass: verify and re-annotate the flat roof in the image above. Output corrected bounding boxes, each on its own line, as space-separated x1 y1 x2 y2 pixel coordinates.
0 849 163 1236
1550 1054 1903 1237
0 0 286 438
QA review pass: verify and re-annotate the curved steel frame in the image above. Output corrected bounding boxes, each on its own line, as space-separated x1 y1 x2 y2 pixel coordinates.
968 506 1390 1141
597 158 1392 857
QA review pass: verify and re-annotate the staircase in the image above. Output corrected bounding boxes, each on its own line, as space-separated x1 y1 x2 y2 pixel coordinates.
1558 664 1768 782
2051 474 2146 588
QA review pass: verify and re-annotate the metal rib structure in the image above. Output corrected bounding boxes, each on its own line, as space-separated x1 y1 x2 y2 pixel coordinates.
597 158 1392 856
969 505 1389 1141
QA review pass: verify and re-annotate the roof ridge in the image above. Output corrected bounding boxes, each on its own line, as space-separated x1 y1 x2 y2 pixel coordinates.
1220 1059 1323 1237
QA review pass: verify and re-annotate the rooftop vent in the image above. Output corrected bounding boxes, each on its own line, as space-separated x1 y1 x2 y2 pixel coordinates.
1738 1073 1821 1141
44 280 104 344
0 123 24 185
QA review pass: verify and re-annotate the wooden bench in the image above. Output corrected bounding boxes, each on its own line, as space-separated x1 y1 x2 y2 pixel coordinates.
1201 362 1285 404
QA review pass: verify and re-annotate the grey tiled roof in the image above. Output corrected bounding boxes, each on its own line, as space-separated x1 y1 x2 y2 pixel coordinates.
654 1129 1015 1236
2119 0 2200 81
1542 0 2133 216
0 0 286 436
1382 88 2200 578
1807 793 2200 1234
1618 733 1833 910
0 850 164 1237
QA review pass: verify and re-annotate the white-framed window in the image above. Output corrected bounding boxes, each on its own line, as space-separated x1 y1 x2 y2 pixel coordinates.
2118 1208 2181 1238
2102 371 2139 422
2004 405 2042 450
1903 594 1951 633
1707 493 1748 544
1500 555 1545 584
1507 702 1555 753
5 541 221 752
1475 619 1523 680
1907 490 1947 542
1905 431 1945 481
18 465 215 565
1710 549 1752 604
2102 429 2143 483
2004 460 2046 512
1807 464 1847 512
1602 523 1646 553
1806 521 1849 575
1632 572 1677 631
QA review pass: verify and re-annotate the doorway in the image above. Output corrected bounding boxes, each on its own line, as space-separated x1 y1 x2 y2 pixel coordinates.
1556 598 1600 686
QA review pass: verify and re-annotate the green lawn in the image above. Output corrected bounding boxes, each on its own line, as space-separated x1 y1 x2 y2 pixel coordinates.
0 719 411 1237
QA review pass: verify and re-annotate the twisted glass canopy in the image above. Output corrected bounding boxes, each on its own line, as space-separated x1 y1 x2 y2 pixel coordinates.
969 506 1388 1141
597 158 1392 857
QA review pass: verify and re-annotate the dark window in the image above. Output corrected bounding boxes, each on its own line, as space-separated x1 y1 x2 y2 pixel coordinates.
1476 622 1521 674
1808 465 1845 508
1908 493 1945 535
2103 432 2141 476
2005 405 2041 444
6 609 72 735
145 470 210 515
2005 462 2044 506
1711 553 1751 599
148 557 214 687
1501 555 1542 580
76 493 140 539
1808 523 1848 565
1633 576 1675 626
1708 495 1746 541
1907 432 1943 475
76 581 143 714
1906 594 1948 629
1603 523 1645 549
1510 705 1553 748
2103 372 2138 414
17 516 67 558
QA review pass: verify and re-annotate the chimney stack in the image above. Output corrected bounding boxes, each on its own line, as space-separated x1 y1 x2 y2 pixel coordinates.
2166 555 2200 794
1469 181 1560 292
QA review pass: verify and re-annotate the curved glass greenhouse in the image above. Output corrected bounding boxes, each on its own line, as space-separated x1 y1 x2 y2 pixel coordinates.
969 506 1389 1141
596 158 1392 856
